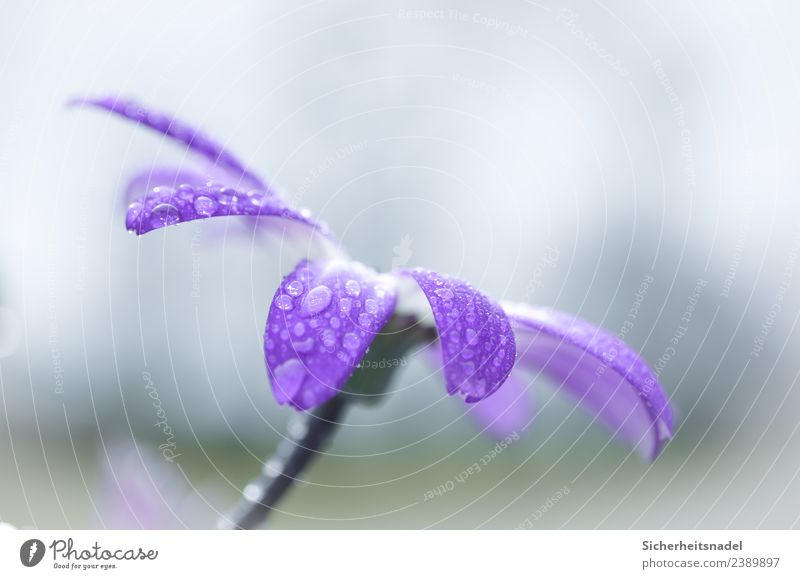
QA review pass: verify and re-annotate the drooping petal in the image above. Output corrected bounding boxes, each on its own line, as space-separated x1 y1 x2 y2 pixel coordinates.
504 302 673 461
399 269 516 402
265 260 397 410
71 95 266 189
125 182 326 237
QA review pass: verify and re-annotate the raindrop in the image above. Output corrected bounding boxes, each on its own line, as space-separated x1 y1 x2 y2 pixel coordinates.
292 337 314 353
321 329 336 349
149 203 180 228
344 279 361 297
338 298 352 314
293 322 305 337
465 328 479 346
358 313 372 328
329 317 341 329
286 280 304 297
272 358 307 400
301 285 333 317
193 195 217 217
364 298 379 314
435 288 454 301
342 332 361 351
274 294 293 311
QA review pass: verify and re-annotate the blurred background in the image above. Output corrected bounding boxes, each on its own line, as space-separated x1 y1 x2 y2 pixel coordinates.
1 0 799 529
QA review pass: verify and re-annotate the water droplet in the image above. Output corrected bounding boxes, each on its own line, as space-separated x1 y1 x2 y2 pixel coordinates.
321 329 336 349
364 298 379 314
329 317 341 329
193 195 217 217
217 187 238 206
358 313 372 328
150 203 180 228
274 294 293 311
286 280 304 297
465 328 479 346
345 279 361 297
435 288 454 301
272 358 307 400
301 285 333 317
293 322 305 337
342 332 361 351
338 298 352 314
461 349 474 360
279 329 289 340
292 337 314 353
152 185 176 197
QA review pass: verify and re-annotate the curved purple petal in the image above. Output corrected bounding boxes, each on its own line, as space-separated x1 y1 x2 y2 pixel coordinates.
400 269 516 402
265 260 397 410
71 95 266 190
504 303 673 461
125 182 326 237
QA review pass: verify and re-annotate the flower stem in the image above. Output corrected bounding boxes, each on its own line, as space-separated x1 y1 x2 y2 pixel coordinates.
218 315 434 529
218 395 349 530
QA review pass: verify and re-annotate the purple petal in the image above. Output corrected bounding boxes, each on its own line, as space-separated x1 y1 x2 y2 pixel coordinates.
400 269 516 402
468 372 533 438
125 182 326 236
71 95 266 189
504 303 673 461
265 260 397 410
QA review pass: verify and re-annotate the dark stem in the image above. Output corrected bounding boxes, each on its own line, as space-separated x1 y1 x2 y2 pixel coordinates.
218 315 434 530
218 395 349 530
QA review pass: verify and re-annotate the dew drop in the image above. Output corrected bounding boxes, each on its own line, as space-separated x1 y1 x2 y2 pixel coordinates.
292 337 314 353
358 313 372 328
274 294 294 311
293 322 305 337
329 317 341 329
321 329 336 349
193 195 217 217
286 280 304 297
435 288 454 301
342 332 361 351
338 297 352 314
217 187 239 206
149 203 180 228
461 349 474 360
344 279 361 297
465 328 479 346
272 358 307 400
301 285 333 317
364 298 379 314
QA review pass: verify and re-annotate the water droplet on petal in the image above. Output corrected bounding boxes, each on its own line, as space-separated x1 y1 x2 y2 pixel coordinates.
217 187 238 207
293 322 305 337
358 313 372 328
364 298 378 314
301 285 333 317
194 195 217 216
329 317 341 329
321 329 336 349
292 337 314 353
274 294 294 311
272 358 307 401
286 280 304 297
465 328 479 346
435 288 454 301
342 332 361 351
338 297 352 314
461 349 474 360
345 279 361 297
150 203 180 228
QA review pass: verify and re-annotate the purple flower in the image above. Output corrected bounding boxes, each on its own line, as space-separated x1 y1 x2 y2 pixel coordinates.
76 96 673 462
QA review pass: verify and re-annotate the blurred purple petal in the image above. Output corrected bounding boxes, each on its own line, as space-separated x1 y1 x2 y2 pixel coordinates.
71 95 266 189
265 260 397 410
504 303 673 461
125 182 326 236
468 373 533 438
94 443 198 529
401 269 516 402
